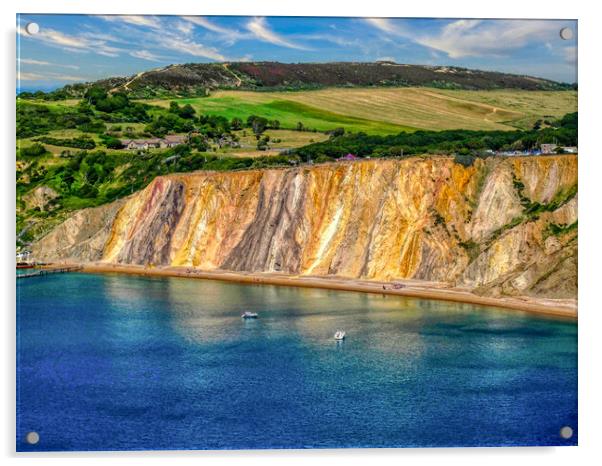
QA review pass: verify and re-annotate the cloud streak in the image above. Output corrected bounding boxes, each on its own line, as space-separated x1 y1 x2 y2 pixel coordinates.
16 15 578 85
129 50 162 62
18 58 80 69
18 70 87 82
99 15 162 29
366 18 569 59
247 17 310 50
18 25 123 57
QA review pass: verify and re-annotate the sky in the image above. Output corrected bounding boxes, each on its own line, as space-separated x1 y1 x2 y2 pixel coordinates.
16 15 577 91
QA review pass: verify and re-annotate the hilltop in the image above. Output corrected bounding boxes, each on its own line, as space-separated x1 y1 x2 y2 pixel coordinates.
31 62 575 100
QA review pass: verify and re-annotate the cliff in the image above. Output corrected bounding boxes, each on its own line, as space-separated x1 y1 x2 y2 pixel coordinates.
31 156 578 299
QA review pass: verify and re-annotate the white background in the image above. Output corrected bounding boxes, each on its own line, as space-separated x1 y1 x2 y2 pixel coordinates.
2 1 601 464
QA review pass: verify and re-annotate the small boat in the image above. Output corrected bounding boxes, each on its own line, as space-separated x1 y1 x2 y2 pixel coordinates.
16 263 35 269
334 330 346 341
241 311 258 319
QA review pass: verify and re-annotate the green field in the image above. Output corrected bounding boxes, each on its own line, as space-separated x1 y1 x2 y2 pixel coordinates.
146 94 416 135
146 87 577 135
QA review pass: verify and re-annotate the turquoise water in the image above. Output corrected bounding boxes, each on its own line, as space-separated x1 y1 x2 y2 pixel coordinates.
17 273 577 451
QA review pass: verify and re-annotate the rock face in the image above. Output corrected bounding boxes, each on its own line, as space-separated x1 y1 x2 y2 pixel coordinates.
31 156 578 299
22 186 59 212
31 199 126 262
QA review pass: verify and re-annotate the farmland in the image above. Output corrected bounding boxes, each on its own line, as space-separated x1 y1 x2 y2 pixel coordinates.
17 80 577 248
146 88 577 135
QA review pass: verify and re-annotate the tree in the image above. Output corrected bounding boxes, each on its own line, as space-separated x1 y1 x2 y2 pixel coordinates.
84 86 107 105
20 143 48 157
231 117 243 130
257 135 270 151
247 115 268 137
296 122 305 131
189 135 209 151
179 104 196 119
105 138 124 150
329 127 345 138
174 144 192 156
169 101 180 114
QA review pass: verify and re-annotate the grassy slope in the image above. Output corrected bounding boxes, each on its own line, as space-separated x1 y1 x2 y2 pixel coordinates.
146 88 577 134
223 129 329 158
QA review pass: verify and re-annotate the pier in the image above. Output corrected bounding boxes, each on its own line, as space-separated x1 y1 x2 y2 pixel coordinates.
17 265 83 279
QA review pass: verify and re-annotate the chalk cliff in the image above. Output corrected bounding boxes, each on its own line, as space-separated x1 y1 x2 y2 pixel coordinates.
31 156 577 299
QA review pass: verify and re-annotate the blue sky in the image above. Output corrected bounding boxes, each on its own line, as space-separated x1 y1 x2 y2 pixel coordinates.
16 15 577 91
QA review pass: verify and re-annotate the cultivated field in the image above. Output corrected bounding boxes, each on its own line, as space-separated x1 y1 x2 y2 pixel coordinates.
146 88 577 134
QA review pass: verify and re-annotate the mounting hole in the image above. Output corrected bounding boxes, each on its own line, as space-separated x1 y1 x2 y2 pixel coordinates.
25 22 40 35
25 431 40 445
560 426 573 439
559 27 573 40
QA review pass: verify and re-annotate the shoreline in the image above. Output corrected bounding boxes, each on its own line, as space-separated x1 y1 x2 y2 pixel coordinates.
75 263 577 320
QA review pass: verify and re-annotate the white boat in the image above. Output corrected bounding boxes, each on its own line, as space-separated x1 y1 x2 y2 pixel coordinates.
334 330 346 340
241 311 258 319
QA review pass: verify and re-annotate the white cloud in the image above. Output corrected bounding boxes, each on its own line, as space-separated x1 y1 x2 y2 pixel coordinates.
18 72 44 81
174 21 194 36
99 15 161 29
160 36 226 61
365 18 401 36
18 58 51 66
18 26 122 57
184 16 238 36
299 33 359 48
130 50 162 62
18 70 86 82
366 18 567 59
563 46 577 64
18 58 80 69
247 17 310 50
182 16 250 47
97 16 230 62
419 20 561 58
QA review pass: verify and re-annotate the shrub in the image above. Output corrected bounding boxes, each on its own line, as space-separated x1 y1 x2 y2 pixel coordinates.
20 143 48 157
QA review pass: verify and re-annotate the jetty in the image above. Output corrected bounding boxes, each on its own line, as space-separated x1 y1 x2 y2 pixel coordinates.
17 265 83 279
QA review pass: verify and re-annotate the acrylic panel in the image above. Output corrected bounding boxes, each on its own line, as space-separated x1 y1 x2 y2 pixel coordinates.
16 14 578 451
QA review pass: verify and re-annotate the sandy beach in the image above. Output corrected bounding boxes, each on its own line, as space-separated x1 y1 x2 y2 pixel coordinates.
73 262 577 319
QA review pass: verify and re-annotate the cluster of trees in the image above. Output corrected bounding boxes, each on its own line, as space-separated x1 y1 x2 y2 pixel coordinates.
20 143 49 157
84 87 150 122
34 136 96 150
197 114 231 138
296 113 578 162
145 113 195 137
17 102 99 138
18 88 74 101
168 101 196 119
144 103 232 139
245 115 280 137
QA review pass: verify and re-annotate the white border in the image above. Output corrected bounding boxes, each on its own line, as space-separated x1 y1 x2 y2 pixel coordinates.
3 1 601 465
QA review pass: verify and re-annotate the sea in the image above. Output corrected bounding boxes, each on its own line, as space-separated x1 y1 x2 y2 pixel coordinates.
16 272 578 451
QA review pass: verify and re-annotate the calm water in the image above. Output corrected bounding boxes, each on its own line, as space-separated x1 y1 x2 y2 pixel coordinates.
16 273 577 451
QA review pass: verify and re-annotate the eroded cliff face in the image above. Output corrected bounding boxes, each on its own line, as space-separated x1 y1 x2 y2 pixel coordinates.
31 156 578 299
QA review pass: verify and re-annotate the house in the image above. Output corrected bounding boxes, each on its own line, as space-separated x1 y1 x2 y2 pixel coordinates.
562 146 578 154
540 143 558 154
161 134 187 148
121 135 186 150
121 139 161 150
337 153 359 161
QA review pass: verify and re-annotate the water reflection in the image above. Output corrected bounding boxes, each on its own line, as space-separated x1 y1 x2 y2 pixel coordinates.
17 272 578 450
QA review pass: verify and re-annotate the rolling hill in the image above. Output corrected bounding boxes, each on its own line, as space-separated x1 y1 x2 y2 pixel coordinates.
49 61 575 100
147 88 577 133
